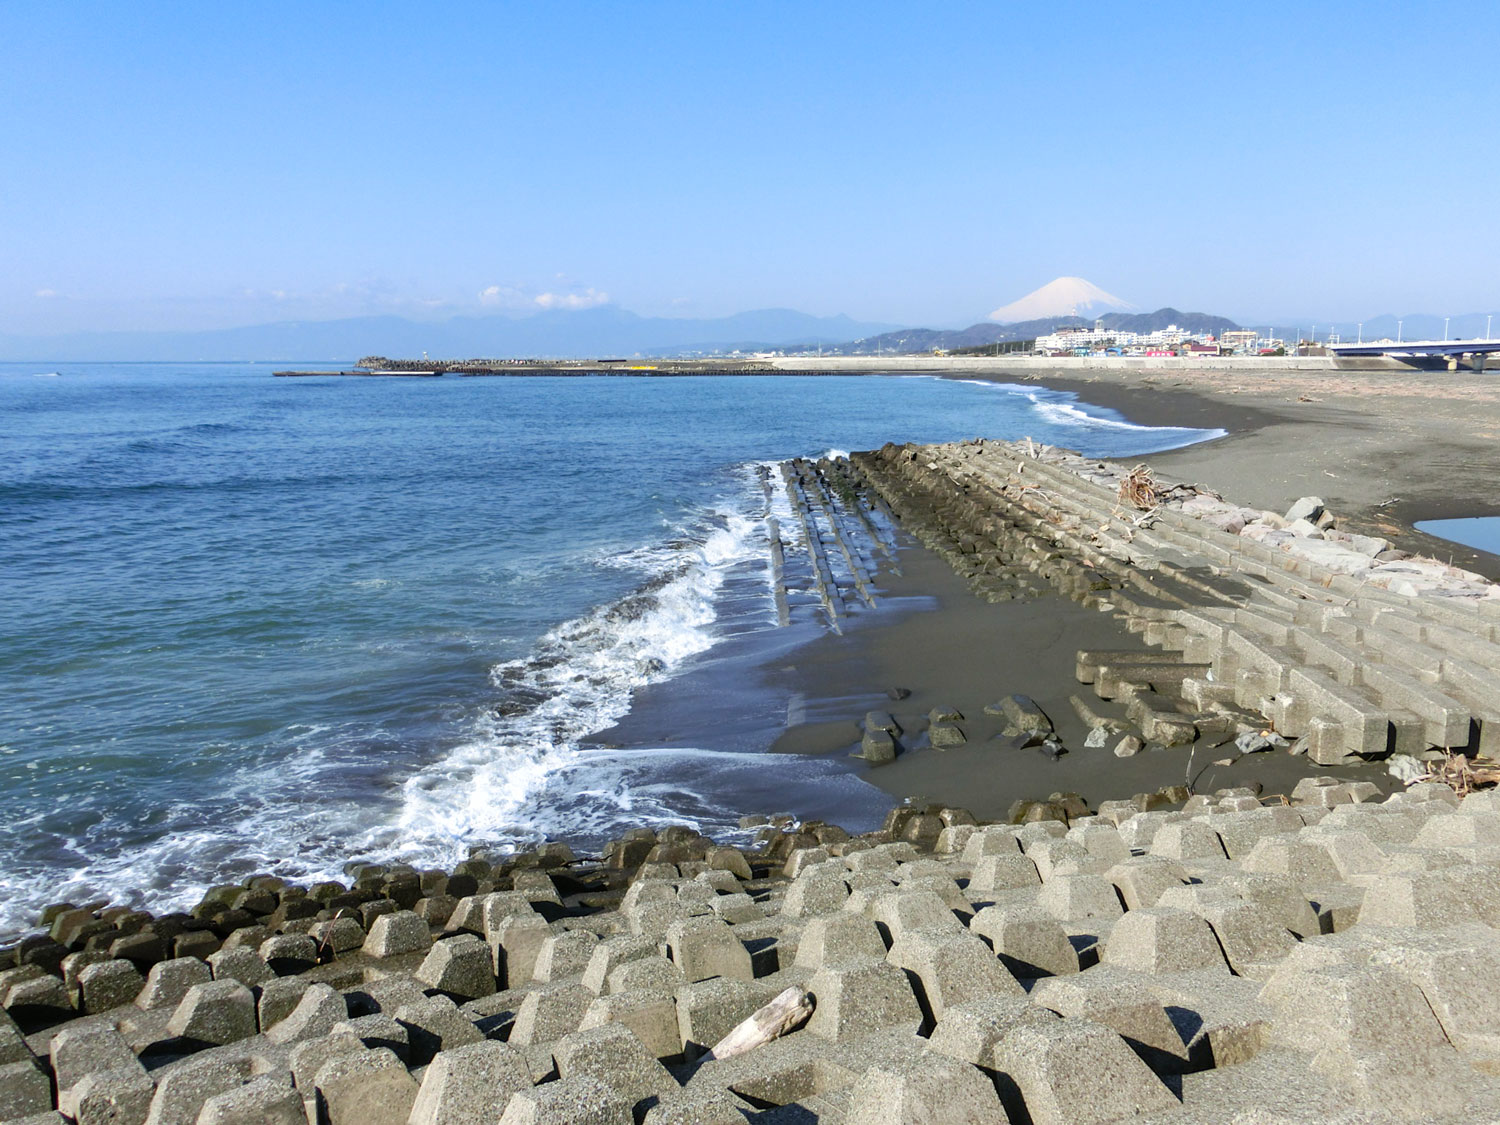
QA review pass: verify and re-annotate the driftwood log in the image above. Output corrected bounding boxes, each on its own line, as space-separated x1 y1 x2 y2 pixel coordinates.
705 986 814 1061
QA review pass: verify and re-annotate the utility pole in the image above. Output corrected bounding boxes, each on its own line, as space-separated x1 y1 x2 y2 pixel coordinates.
1397 320 1403 343
1357 322 1363 343
1444 317 1450 341
1488 314 1494 341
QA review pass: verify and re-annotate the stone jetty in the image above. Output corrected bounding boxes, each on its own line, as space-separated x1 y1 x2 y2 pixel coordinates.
845 439 1500 771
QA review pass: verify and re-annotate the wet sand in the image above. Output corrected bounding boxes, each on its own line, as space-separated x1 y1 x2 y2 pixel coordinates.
596 514 1388 827
763 545 1389 819
599 362 1491 826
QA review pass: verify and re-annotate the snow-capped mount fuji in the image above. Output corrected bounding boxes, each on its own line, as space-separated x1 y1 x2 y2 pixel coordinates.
987 277 1136 323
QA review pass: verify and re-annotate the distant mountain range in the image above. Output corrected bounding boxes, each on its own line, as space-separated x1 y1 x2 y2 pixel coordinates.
0 307 900 362
5 296 1488 364
788 308 1243 356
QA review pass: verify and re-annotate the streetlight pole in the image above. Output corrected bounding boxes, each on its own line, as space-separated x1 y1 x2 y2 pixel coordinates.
1444 317 1450 341
1357 322 1363 343
1397 320 1403 343
1488 314 1494 341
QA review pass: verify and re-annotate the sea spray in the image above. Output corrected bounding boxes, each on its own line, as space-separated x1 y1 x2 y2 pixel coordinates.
390 499 770 863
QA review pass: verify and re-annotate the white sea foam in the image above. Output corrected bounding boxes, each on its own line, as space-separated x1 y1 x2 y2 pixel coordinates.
0 479 781 938
950 379 1033 393
756 459 802 550
1025 392 1224 439
934 377 1227 443
383 492 770 867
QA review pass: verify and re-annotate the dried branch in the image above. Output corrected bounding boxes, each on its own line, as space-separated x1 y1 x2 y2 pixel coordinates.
704 986 813 1061
1117 464 1160 511
1422 752 1500 795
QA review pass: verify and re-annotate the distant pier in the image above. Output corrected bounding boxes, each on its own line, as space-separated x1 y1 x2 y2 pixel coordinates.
334 357 786 376
271 359 843 378
272 369 441 377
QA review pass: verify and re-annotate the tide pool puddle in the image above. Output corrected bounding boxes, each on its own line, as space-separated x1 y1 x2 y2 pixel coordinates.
1415 516 1500 556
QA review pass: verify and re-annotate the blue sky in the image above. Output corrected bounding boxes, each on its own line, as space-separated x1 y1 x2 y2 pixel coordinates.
3 1 1497 334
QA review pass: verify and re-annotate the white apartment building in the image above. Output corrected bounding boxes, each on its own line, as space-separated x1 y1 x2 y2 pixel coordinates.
1033 323 1202 353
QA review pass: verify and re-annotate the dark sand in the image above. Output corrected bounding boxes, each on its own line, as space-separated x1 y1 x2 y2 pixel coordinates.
599 363 1486 827
596 518 1388 827
762 545 1388 819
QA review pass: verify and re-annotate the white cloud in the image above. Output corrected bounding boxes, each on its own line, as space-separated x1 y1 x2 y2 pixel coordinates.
35 288 57 298
478 284 528 308
533 287 610 311
479 284 611 311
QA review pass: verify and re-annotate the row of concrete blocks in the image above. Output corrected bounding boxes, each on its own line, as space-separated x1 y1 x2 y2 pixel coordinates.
779 461 848 626
957 441 1500 651
872 442 1500 765
787 459 882 606
924 437 1500 653
843 451 1118 609
15 786 1500 1123
0 845 1187 1123
847 445 1288 745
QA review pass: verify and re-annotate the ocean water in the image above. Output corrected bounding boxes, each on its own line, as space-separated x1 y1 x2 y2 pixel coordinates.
1416 516 1500 557
0 364 1223 938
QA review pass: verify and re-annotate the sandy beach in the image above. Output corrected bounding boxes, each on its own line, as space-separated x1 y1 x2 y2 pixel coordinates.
988 364 1500 578
600 361 1493 826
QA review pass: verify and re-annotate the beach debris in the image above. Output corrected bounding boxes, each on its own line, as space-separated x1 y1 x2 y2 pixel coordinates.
1038 738 1067 761
1117 464 1161 511
1234 730 1290 755
1070 693 1131 737
1417 751 1500 795
1387 754 1427 785
1114 734 1144 758
1084 726 1111 750
704 986 814 1061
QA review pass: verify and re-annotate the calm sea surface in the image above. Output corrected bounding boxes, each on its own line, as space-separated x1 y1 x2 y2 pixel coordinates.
0 364 1223 937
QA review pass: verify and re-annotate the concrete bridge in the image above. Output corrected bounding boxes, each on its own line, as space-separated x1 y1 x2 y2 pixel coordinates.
1328 338 1500 371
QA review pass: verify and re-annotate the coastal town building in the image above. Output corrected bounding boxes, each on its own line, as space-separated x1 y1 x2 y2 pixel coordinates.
1221 329 1260 354
1031 321 1220 357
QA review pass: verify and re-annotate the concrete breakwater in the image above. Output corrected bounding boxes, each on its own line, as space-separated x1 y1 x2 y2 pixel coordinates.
843 438 1500 772
351 357 785 376
9 782 1500 1122
4 439 1500 1122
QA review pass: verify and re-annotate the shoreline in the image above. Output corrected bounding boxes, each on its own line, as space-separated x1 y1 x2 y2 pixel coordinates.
16 361 1500 927
959 364 1500 580
6 368 1500 1120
